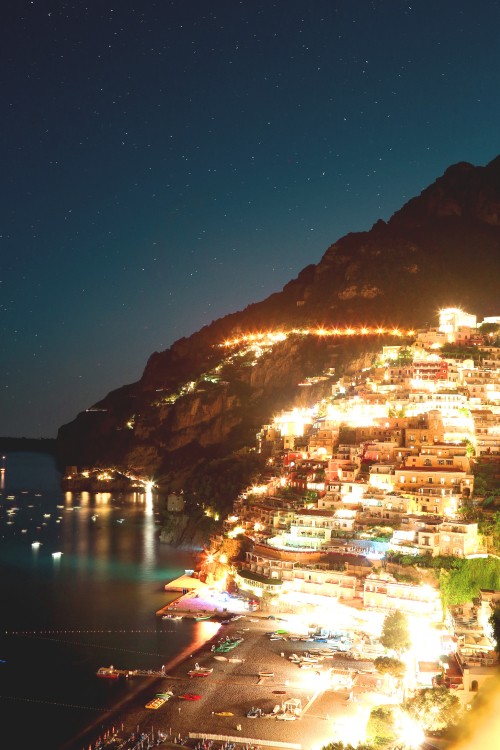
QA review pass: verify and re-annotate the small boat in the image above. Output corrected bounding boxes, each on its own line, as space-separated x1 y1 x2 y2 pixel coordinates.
213 655 227 661
258 671 274 678
91 514 98 521
178 693 201 700
31 541 41 549
195 614 212 621
96 667 121 679
145 696 168 709
52 551 63 558
188 663 213 677
116 518 125 524
246 707 262 718
214 711 233 717
228 657 244 663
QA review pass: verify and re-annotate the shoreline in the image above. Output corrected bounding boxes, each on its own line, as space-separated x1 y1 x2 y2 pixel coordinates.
63 618 220 750
62 604 380 750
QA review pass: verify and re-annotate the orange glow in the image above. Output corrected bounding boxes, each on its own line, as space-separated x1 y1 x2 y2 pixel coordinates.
219 325 417 349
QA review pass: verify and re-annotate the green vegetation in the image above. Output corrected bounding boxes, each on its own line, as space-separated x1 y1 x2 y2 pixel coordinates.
386 550 463 570
404 687 460 733
380 611 411 653
365 706 396 748
488 605 500 651
478 322 500 344
322 744 375 750
388 552 500 608
183 452 265 516
473 461 500 500
374 656 406 679
439 344 483 363
439 557 500 607
396 346 414 365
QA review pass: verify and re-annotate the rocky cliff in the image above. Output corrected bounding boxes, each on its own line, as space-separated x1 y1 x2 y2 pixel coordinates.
57 155 500 480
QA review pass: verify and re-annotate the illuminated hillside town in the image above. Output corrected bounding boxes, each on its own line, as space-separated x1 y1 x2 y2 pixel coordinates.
64 308 500 750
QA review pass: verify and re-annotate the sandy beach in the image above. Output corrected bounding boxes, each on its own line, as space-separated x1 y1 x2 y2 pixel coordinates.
71 599 378 750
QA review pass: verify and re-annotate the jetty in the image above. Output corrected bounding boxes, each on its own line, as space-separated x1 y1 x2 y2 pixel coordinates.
97 665 166 679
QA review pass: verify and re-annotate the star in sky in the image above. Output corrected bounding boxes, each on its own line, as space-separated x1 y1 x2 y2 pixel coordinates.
1 0 500 436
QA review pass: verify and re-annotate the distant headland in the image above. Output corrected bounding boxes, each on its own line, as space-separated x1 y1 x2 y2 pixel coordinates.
0 437 56 454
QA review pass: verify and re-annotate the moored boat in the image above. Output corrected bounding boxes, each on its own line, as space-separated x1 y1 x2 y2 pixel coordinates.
145 696 168 709
187 663 213 677
96 666 121 679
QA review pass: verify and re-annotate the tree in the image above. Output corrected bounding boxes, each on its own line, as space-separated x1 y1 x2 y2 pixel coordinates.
366 706 396 748
489 604 500 651
439 557 500 608
404 687 460 732
380 610 411 653
374 656 406 679
322 744 375 750
396 347 414 365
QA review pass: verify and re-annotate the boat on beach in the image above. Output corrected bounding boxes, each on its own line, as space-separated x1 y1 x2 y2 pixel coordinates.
187 663 213 677
145 696 168 709
96 666 121 679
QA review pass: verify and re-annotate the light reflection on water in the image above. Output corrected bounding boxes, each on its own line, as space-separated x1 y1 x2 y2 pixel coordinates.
0 452 200 749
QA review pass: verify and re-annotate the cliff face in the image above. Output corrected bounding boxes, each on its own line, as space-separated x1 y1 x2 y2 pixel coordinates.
57 156 500 476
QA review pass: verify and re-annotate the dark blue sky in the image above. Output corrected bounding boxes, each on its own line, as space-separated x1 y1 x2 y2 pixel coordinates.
2 0 500 437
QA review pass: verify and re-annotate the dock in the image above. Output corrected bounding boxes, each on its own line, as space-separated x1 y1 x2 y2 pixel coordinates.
97 665 166 679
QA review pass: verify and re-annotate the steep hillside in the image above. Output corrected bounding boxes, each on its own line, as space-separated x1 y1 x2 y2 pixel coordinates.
57 156 500 477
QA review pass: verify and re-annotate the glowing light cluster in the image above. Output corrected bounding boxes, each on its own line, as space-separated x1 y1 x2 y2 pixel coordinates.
221 325 416 348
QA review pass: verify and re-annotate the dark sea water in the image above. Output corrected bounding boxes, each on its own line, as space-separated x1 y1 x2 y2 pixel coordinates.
0 453 207 750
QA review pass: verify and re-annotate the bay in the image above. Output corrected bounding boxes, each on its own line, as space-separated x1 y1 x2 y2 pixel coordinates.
0 452 203 749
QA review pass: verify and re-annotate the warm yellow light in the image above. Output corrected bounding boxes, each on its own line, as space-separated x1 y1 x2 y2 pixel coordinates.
396 711 425 750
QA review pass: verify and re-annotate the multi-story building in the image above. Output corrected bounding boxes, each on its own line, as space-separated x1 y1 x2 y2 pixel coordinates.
395 465 474 516
363 573 441 617
438 308 477 341
472 409 500 456
240 546 363 601
439 521 481 557
462 367 500 405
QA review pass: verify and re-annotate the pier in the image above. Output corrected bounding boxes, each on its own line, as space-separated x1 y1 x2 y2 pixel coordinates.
97 665 166 679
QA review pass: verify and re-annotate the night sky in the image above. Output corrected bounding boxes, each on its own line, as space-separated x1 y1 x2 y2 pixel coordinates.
2 1 500 438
